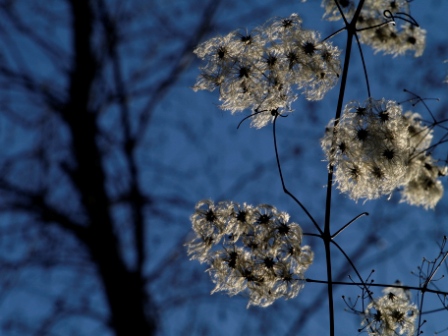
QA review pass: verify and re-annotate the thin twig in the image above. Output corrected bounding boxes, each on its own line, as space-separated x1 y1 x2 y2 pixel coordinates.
272 116 323 235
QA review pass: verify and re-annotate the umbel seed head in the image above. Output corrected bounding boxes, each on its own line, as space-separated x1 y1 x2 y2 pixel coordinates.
193 13 341 128
186 200 313 307
321 98 444 209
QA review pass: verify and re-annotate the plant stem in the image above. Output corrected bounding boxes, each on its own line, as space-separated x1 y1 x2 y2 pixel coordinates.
323 1 364 334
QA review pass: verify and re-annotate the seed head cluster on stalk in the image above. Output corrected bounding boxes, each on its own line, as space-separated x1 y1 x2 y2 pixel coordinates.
321 98 446 209
361 286 418 336
193 13 341 128
321 0 426 57
186 200 313 307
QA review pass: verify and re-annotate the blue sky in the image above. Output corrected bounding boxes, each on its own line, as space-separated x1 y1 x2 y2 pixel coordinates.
1 1 448 335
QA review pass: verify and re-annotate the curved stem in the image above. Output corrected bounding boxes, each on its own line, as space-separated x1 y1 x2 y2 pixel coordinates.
356 20 394 32
330 239 374 302
330 240 365 284
331 212 369 239
322 26 347 42
272 116 323 235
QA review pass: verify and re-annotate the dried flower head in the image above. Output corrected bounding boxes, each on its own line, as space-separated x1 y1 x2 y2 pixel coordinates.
400 156 445 210
361 285 418 336
193 13 341 128
321 98 444 208
321 0 425 57
186 200 313 307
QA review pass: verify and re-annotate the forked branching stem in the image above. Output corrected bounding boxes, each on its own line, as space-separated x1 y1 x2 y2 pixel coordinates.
403 88 439 123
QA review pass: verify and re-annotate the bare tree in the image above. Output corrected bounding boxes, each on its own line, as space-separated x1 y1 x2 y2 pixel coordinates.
1 0 448 335
0 0 220 334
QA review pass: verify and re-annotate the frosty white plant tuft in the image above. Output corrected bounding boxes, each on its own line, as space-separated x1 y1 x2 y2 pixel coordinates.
186 200 313 307
193 14 341 128
321 98 445 208
361 285 418 336
321 0 426 57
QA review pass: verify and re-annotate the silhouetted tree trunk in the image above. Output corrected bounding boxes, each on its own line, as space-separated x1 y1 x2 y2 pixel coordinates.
0 0 219 334
60 0 156 334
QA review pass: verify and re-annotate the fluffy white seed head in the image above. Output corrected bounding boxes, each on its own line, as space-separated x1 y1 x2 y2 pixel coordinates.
321 98 444 208
362 286 418 336
193 14 341 128
186 200 313 307
321 0 425 57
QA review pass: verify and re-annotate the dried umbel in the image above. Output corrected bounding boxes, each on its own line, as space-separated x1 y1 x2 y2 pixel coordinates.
361 286 418 336
193 13 341 128
320 0 426 57
186 200 313 307
321 98 445 208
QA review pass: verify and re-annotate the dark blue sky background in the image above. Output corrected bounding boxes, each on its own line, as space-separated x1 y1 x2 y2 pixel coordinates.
1 0 448 335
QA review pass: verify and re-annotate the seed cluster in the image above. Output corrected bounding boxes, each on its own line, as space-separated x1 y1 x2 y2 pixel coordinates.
193 13 340 128
362 286 418 336
186 200 313 307
321 98 445 208
321 0 425 57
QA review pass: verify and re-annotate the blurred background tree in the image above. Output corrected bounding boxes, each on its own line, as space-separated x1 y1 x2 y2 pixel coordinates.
0 0 447 335
0 0 220 334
